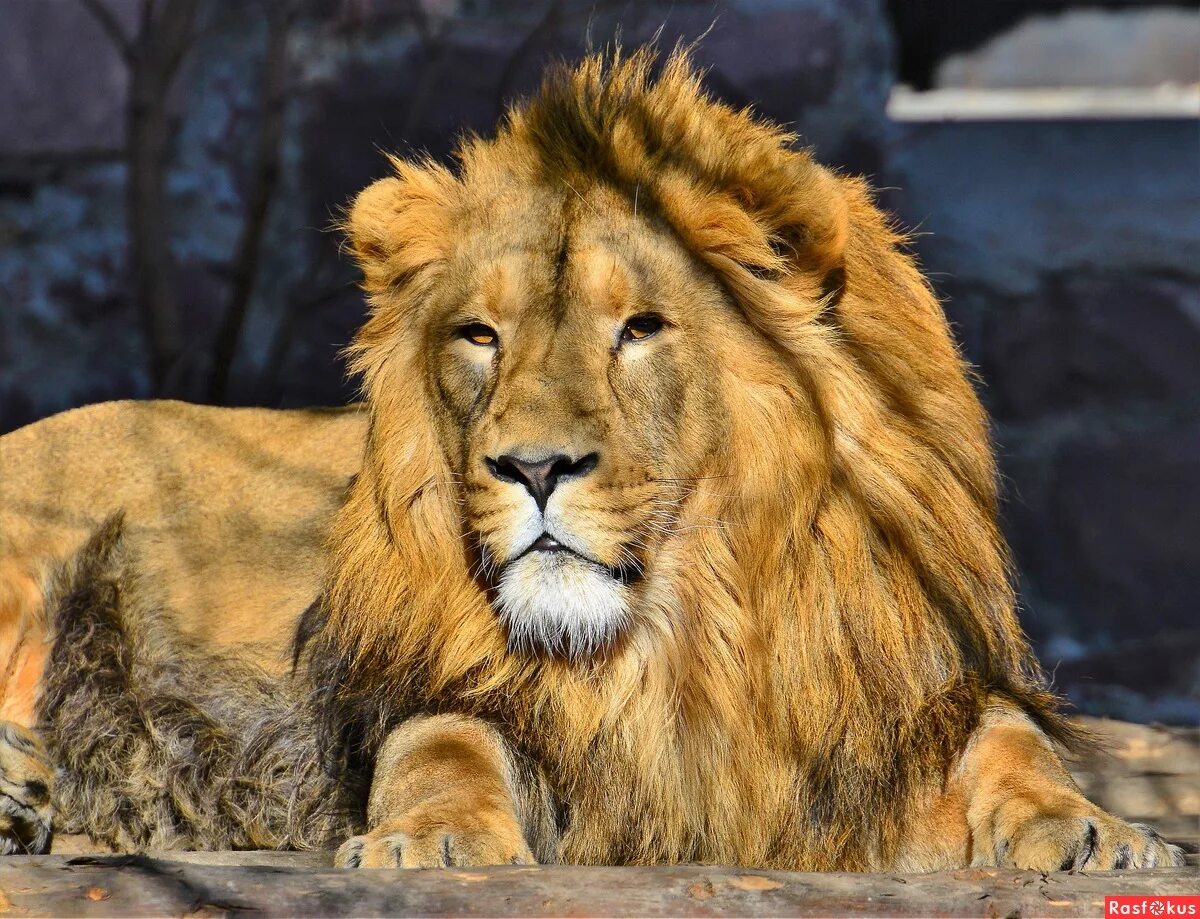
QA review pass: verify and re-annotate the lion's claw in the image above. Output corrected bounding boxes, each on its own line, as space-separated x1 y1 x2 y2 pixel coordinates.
0 722 54 855
997 811 1184 871
335 813 536 869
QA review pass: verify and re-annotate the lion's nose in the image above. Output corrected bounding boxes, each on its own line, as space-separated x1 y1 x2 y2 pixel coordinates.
485 451 599 512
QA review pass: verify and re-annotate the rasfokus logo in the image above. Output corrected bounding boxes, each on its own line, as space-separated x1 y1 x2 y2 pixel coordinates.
1106 897 1200 916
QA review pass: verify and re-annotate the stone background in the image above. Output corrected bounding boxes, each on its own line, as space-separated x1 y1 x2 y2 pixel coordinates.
1 0 1197 721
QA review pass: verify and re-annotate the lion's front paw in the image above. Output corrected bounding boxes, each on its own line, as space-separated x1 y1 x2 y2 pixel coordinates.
997 809 1184 871
0 722 54 855
335 807 536 869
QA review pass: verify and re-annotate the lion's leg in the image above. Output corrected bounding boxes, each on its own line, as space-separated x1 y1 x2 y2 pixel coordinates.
0 556 51 729
958 703 1184 870
0 558 55 855
0 721 54 854
335 714 550 869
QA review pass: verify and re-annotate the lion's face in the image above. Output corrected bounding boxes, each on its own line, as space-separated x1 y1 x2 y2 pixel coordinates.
347 53 860 663
416 184 757 657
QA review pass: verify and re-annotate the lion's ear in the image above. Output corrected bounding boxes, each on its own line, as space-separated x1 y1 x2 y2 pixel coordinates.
345 157 458 295
663 153 849 311
768 161 848 287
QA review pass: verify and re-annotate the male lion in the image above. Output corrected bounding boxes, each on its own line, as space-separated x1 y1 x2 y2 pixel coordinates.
0 49 1183 871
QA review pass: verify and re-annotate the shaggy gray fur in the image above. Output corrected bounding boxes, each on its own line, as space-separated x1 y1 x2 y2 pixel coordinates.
35 514 363 851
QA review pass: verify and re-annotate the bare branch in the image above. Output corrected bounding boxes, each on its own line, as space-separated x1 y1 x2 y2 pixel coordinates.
258 256 355 401
139 0 154 36
209 1 297 402
77 0 135 64
393 0 457 143
123 0 200 392
151 0 203 83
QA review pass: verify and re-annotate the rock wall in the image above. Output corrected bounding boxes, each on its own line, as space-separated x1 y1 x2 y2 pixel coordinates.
0 0 892 426
889 117 1200 720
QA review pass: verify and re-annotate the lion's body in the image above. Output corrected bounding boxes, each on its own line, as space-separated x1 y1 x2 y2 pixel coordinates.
0 400 364 725
0 49 1181 871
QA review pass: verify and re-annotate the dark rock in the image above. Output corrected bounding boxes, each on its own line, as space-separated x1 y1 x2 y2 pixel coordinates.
889 119 1200 295
890 104 1200 707
1051 630 1200 726
1003 419 1200 647
980 274 1200 423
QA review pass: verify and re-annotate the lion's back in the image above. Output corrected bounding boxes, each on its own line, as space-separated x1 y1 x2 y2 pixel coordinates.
0 400 367 706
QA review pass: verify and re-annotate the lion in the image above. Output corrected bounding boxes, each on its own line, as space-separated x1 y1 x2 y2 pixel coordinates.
0 48 1183 871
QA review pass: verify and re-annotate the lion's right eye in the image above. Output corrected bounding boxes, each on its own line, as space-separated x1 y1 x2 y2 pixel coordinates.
459 323 498 347
620 314 664 344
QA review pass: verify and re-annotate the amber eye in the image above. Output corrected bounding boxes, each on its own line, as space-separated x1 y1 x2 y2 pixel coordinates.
620 314 664 344
459 323 498 347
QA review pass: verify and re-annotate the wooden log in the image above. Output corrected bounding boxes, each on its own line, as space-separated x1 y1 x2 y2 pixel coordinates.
0 856 1196 919
9 718 1196 916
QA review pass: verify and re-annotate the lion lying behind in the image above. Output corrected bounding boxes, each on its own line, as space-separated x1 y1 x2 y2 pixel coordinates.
0 49 1182 871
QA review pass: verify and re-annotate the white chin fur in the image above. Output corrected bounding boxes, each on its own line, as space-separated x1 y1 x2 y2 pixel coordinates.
495 551 629 658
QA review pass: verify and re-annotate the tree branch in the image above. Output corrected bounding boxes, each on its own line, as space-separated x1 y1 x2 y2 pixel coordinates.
78 0 135 65
124 0 199 393
492 1 564 121
258 258 355 403
208 1 296 402
153 0 203 83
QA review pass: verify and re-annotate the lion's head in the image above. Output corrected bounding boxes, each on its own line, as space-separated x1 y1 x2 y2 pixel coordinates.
310 48 1059 868
339 50 852 660
350 146 831 657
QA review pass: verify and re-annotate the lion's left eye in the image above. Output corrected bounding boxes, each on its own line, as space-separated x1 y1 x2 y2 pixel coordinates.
459 323 498 347
620 314 664 343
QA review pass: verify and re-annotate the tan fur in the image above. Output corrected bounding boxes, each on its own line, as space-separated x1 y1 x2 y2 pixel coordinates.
954 709 1180 869
0 722 53 853
0 399 365 723
0 49 1182 871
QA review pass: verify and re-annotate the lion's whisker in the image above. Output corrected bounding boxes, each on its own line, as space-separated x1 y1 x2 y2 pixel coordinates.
562 178 600 217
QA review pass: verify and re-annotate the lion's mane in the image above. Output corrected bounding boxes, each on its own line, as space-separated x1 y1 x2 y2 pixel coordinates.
300 49 1066 870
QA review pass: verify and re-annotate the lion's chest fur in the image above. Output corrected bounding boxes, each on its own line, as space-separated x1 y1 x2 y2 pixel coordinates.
563 749 795 866
502 677 800 867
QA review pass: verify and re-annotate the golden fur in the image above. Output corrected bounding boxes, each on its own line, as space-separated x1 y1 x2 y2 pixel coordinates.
0 48 1182 871
0 403 366 853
